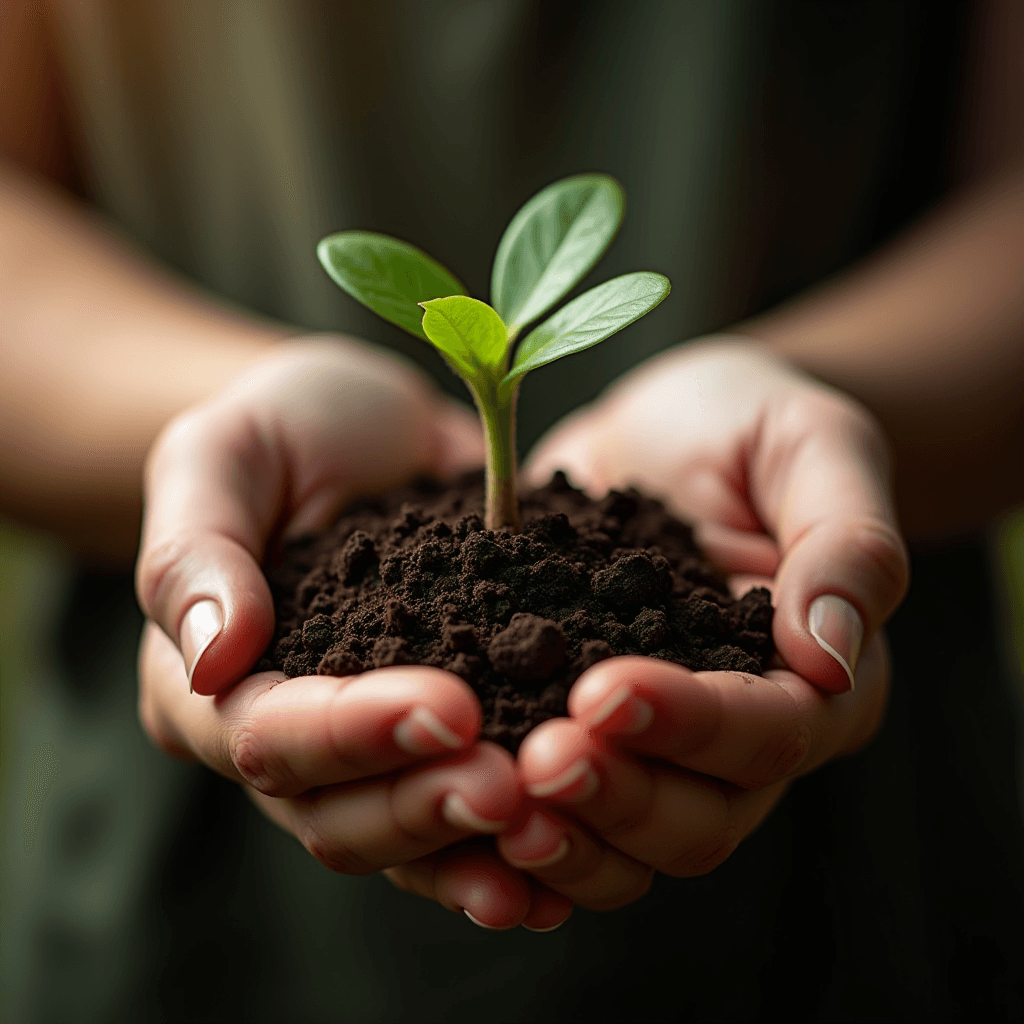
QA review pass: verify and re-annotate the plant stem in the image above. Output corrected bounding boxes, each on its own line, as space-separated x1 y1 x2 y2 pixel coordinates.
475 384 520 532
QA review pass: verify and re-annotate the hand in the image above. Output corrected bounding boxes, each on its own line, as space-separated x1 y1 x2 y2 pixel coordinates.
491 338 908 909
135 338 571 929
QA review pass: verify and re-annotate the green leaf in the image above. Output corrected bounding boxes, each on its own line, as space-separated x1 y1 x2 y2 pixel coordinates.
419 296 509 382
503 272 670 388
317 231 466 341
490 174 623 334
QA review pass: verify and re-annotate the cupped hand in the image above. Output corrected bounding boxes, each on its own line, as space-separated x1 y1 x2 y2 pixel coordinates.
492 337 909 909
136 338 571 929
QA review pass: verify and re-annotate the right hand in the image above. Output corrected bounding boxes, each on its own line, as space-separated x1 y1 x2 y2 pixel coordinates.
493 338 908 910
136 338 572 930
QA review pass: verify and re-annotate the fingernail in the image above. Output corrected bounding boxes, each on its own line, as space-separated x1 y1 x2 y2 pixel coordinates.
523 919 569 933
393 706 465 756
808 595 863 691
180 600 223 693
442 792 507 834
501 812 571 867
464 909 511 931
526 760 598 802
589 686 654 735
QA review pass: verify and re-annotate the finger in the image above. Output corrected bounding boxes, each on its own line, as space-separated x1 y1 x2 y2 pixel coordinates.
385 848 574 932
564 651 885 790
136 343 447 695
524 406 607 494
753 395 909 693
693 521 781 578
522 880 574 933
276 393 481 539
141 623 483 793
392 741 522 835
497 805 653 912
385 842 534 930
136 403 284 695
257 341 447 539
227 668 483 796
254 742 522 876
517 717 787 877
138 620 201 762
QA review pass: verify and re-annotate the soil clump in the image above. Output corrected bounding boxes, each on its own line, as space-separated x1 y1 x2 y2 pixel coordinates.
259 471 774 752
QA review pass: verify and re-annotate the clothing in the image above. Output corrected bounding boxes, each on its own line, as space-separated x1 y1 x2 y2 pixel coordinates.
2 2 1022 1021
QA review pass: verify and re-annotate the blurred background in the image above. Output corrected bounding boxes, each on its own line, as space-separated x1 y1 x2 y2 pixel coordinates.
2 1 1023 1021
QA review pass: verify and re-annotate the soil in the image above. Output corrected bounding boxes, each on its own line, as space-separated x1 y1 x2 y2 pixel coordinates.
258 471 774 753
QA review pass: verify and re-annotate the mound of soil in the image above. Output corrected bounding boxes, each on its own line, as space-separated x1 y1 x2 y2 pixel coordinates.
259 471 774 752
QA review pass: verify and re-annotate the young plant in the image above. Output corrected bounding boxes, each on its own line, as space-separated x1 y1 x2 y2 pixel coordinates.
317 174 670 531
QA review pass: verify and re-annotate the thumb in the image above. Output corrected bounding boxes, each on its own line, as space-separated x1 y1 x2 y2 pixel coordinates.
757 398 909 693
136 406 278 696
524 404 607 493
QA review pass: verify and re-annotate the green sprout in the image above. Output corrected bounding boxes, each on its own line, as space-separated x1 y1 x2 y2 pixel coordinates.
317 173 670 531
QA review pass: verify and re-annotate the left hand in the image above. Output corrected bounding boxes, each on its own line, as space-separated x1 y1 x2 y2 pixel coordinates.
488 337 909 908
135 337 572 931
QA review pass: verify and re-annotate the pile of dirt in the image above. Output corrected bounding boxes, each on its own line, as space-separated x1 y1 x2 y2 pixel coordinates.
259 471 774 752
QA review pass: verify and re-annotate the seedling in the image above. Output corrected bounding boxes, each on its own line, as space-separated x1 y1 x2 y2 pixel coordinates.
317 174 670 531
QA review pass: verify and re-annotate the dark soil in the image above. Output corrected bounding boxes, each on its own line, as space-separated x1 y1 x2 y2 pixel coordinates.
258 471 774 753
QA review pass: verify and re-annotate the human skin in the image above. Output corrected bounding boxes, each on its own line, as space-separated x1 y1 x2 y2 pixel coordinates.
3 1 1022 930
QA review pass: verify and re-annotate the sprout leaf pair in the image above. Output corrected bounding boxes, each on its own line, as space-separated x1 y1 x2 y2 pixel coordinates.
317 174 670 530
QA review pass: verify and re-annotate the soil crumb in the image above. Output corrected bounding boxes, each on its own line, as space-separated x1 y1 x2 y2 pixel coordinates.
259 471 773 752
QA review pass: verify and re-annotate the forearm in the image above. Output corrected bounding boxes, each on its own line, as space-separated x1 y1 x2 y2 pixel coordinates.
0 163 287 562
742 166 1024 538
743 0 1024 539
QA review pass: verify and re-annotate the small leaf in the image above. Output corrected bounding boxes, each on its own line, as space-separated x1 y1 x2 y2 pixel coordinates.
503 272 670 388
318 231 466 340
491 174 623 333
419 296 509 381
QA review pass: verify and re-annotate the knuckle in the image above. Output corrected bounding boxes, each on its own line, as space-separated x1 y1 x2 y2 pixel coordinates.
228 726 295 795
135 533 192 619
149 409 208 469
844 520 909 609
779 392 851 442
751 719 815 786
807 390 887 455
298 813 377 876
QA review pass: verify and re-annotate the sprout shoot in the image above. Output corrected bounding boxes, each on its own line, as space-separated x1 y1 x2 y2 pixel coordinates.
317 174 671 531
